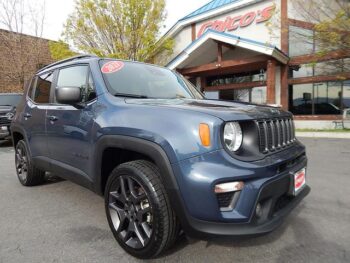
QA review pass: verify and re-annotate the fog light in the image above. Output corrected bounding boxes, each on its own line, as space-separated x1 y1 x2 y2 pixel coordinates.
214 181 244 194
256 203 263 218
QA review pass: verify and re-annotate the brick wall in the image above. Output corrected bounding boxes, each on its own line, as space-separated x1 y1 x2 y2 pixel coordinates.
0 29 55 93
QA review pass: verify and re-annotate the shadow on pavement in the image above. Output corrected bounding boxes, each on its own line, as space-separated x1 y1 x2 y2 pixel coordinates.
0 139 13 148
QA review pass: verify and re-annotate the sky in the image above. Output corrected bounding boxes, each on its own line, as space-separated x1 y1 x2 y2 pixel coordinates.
15 0 210 41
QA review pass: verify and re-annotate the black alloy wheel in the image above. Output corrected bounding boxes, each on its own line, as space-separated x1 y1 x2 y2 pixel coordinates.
15 140 45 186
108 175 153 249
15 141 28 182
105 160 179 259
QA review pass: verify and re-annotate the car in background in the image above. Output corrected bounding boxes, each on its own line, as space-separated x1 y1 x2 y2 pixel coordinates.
0 93 23 141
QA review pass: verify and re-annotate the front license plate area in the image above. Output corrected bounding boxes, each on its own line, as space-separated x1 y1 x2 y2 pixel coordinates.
293 168 306 196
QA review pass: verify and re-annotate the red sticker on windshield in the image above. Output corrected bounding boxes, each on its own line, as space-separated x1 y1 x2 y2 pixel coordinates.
101 61 124 74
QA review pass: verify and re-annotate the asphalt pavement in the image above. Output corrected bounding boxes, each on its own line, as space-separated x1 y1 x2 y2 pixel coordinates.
0 138 349 263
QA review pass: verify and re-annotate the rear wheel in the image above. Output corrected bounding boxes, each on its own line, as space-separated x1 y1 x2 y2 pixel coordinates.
105 160 179 259
15 140 45 186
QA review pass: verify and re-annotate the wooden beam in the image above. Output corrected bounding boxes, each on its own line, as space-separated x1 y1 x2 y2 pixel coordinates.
288 72 350 85
178 55 269 76
281 65 289 111
289 49 350 65
267 60 276 104
204 81 267 91
214 40 236 50
288 19 315 30
281 0 289 54
191 23 196 41
217 43 223 63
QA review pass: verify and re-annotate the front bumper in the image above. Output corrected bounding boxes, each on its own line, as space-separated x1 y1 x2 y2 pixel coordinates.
0 125 10 139
171 141 310 238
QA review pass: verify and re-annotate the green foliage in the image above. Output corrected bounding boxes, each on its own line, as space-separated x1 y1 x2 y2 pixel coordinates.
63 0 173 63
314 9 350 51
49 41 77 60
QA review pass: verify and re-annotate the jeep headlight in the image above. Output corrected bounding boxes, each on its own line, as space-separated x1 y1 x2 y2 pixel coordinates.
223 122 243 152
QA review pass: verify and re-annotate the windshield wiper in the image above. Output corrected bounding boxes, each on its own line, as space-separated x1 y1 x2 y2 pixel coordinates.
114 93 148 99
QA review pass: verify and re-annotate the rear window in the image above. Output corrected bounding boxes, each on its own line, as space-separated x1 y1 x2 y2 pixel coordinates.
99 60 203 99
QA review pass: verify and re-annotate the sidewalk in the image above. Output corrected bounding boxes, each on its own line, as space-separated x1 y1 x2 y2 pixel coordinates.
296 132 350 139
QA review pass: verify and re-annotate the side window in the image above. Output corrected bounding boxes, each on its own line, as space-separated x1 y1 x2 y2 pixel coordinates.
86 72 97 102
57 65 96 102
34 72 53 104
27 77 37 99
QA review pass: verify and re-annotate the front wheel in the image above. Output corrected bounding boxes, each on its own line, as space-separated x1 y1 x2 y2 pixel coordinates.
15 140 45 186
105 160 179 259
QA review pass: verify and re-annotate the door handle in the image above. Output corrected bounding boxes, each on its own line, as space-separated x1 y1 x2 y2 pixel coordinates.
24 113 32 119
48 115 58 122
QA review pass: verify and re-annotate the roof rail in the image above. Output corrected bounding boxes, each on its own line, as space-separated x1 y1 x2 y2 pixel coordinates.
37 54 98 73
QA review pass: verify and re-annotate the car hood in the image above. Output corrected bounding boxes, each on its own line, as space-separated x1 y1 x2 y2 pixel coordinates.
124 99 292 121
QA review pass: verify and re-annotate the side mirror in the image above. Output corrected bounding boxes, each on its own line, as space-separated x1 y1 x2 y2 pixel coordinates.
56 86 82 105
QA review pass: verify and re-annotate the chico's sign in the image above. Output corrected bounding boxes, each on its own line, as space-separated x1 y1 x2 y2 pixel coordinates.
197 5 275 38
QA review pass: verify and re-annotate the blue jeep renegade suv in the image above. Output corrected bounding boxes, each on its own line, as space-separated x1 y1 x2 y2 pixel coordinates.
11 55 310 259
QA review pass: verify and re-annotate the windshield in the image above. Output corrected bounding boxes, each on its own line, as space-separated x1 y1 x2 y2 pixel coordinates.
100 60 204 99
0 94 22 107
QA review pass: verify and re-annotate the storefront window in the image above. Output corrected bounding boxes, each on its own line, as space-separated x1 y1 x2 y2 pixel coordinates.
207 70 266 87
289 26 314 57
290 59 350 78
219 87 267 104
343 80 350 109
289 81 349 115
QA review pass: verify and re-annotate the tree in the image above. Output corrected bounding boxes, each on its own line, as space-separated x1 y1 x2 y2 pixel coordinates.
0 0 50 92
289 0 350 76
63 0 173 63
49 40 77 60
290 0 350 52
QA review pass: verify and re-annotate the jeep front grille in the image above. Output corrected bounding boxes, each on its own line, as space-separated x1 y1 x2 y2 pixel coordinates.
256 118 296 153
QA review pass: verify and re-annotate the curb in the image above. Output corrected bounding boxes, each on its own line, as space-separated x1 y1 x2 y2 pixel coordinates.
296 132 350 139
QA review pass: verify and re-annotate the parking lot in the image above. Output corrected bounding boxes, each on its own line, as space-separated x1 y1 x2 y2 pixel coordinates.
0 138 349 263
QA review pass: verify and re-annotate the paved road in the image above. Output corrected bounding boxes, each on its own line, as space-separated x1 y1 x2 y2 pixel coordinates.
0 138 349 263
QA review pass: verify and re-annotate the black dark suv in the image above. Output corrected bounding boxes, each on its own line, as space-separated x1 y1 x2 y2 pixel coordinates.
11 55 310 259
0 93 22 140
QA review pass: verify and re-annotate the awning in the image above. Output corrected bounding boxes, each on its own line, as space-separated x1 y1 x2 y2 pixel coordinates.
167 30 289 70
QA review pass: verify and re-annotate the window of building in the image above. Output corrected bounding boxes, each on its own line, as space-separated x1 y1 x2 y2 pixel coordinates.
289 81 350 115
33 72 53 104
290 59 350 79
207 70 266 87
219 86 267 104
289 26 314 57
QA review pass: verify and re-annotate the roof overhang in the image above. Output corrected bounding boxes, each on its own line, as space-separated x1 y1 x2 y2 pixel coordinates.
167 30 289 70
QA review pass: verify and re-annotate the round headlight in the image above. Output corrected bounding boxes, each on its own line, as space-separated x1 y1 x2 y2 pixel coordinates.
224 122 243 152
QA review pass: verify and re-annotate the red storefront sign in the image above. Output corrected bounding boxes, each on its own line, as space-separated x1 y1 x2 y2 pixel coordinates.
197 5 275 38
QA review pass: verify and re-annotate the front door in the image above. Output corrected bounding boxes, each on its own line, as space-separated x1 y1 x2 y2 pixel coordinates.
46 65 97 186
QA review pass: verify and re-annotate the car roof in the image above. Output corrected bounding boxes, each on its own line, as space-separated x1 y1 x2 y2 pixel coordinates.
37 55 170 75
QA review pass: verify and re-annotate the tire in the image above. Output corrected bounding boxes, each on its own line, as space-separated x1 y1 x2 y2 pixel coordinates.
15 140 45 186
105 160 179 259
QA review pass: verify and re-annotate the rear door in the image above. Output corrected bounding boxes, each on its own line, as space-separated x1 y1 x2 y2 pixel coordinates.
46 65 97 185
23 72 54 163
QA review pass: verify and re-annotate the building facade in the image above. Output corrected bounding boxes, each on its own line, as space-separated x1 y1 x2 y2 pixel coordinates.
163 0 350 128
0 29 54 93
